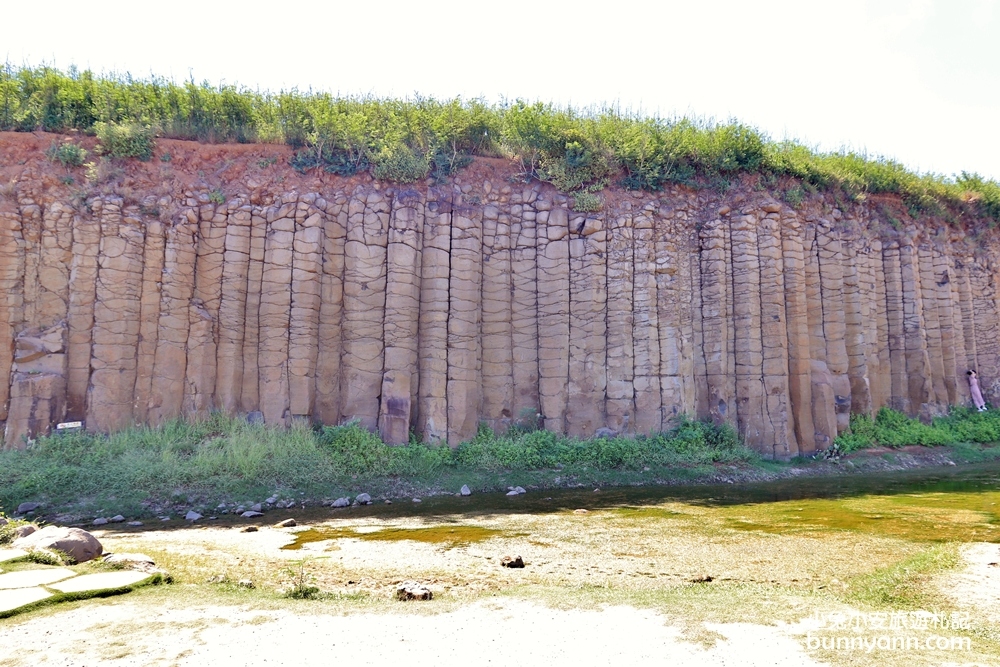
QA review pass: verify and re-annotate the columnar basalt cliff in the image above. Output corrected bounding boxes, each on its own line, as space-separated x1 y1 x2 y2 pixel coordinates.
2 134 999 457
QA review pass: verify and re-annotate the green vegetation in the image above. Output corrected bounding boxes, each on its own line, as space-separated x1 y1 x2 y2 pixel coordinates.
834 406 1000 452
2 65 999 219
0 413 750 515
45 138 87 167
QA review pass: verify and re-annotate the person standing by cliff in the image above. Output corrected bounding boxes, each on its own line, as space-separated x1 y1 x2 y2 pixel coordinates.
968 370 988 411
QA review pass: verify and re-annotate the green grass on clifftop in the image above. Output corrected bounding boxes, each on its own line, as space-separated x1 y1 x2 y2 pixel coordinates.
2 64 999 220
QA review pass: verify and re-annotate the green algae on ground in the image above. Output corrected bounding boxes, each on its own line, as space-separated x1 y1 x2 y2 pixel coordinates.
719 491 1000 542
282 525 514 550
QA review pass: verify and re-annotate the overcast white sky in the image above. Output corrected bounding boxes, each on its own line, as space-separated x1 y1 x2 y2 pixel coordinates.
4 0 998 180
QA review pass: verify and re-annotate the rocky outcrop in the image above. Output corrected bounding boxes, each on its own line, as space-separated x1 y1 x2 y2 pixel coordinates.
2 141 998 458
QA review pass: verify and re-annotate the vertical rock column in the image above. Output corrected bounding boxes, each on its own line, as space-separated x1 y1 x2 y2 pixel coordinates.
37 203 73 326
804 223 837 448
447 202 484 444
606 211 635 431
86 199 144 431
379 191 423 444
239 208 268 413
480 204 515 431
758 206 796 458
340 191 389 430
288 201 323 420
536 202 570 434
841 228 873 416
869 238 892 411
698 215 732 426
183 203 227 418
0 209 24 425
730 211 765 450
66 211 100 421
258 200 296 425
416 194 451 442
510 191 540 423
147 212 198 425
780 211 816 453
132 215 165 423
899 236 935 417
917 242 949 407
656 205 696 422
816 221 852 432
882 239 910 412
213 203 252 414
314 196 348 423
566 211 607 437
632 208 662 434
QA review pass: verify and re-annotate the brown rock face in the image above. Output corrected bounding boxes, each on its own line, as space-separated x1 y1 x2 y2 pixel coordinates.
2 143 998 458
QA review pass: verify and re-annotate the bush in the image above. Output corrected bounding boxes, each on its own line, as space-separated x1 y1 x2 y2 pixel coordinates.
370 144 429 183
45 139 87 167
94 121 155 160
572 191 602 212
833 406 1000 452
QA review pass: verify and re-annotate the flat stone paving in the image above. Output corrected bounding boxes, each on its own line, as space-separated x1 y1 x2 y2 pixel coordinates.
0 556 154 617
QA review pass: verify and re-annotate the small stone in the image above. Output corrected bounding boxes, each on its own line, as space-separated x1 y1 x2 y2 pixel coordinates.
514 486 526 494
241 526 258 533
235 506 246 514
109 515 126 523
0 518 7 526
506 490 519 496
573 509 589 514
593 488 601 493
355 493 372 505
246 411 264 425
241 511 263 518
159 516 170 521
412 498 421 503
250 503 262 513
384 499 392 504
237 579 255 589
185 511 203 521
14 525 36 539
332 497 350 508
266 496 277 504
217 503 227 509
92 518 109 526
275 519 296 528
501 555 525 568
395 581 432 601
126 521 143 527
16 502 41 514
460 485 471 496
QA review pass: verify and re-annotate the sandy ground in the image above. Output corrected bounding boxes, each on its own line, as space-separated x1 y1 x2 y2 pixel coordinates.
0 598 823 667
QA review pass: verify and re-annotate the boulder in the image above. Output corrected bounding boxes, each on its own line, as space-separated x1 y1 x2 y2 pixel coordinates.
0 517 7 526
250 503 262 513
460 485 471 496
501 555 525 568
14 524 37 539
16 502 41 514
275 518 296 528
355 493 372 505
108 515 125 523
13 526 103 564
241 511 263 518
332 497 350 508
103 552 158 573
92 517 108 526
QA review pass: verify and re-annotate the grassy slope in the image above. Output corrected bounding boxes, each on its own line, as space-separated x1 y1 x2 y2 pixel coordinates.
2 65 999 220
2 409 1000 520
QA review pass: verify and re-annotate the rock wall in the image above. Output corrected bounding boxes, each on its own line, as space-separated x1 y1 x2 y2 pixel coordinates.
3 143 999 457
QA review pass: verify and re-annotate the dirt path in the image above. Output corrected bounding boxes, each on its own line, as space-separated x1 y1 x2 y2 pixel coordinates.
0 598 821 667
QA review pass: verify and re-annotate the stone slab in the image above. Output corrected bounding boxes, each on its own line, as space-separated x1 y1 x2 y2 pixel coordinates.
0 586 52 615
0 549 27 564
48 571 152 593
0 568 77 590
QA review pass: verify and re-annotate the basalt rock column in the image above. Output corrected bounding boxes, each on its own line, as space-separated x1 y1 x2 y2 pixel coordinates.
480 203 515 432
510 191 540 424
314 196 348 424
214 204 252 415
632 207 662 435
86 199 144 432
447 202 484 444
258 201 295 424
379 191 423 444
536 202 571 434
417 194 451 442
780 210 816 453
288 201 323 420
340 191 389 430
